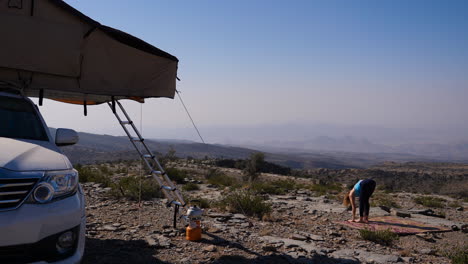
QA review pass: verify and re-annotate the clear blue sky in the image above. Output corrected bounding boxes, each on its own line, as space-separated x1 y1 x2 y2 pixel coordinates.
39 0 468 142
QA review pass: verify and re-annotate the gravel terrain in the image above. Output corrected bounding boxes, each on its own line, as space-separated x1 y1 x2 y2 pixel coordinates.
80 165 467 264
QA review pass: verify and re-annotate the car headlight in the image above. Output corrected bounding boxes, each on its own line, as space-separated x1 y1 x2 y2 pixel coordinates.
33 182 55 203
32 169 79 203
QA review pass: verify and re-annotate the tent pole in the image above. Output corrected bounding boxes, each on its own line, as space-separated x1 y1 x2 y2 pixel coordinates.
83 100 87 116
111 96 116 113
39 89 43 106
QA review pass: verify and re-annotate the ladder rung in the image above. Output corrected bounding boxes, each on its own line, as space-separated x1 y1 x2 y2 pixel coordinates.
131 137 143 142
120 121 133 125
143 154 154 159
169 200 183 206
152 170 163 175
161 186 176 191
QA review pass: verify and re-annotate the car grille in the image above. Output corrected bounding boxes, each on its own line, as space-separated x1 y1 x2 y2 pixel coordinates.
0 178 37 210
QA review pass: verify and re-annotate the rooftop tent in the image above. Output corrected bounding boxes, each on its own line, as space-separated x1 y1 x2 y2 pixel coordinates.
0 0 187 213
0 0 178 104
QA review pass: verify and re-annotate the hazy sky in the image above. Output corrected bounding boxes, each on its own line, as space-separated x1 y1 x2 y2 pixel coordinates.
36 0 468 142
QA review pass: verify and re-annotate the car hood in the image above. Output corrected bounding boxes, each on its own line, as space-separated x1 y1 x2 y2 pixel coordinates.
0 138 71 172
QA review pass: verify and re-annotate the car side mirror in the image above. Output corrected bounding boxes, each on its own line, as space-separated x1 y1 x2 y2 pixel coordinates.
55 128 79 146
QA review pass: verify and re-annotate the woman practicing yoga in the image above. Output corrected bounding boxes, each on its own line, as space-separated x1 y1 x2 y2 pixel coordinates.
344 179 376 223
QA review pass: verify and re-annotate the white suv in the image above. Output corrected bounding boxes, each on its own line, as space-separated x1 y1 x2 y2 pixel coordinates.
0 91 85 263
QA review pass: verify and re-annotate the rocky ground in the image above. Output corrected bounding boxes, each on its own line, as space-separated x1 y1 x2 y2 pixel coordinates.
79 162 468 264
301 162 468 197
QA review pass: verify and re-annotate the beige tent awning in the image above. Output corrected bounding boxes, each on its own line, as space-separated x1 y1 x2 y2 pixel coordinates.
0 0 178 104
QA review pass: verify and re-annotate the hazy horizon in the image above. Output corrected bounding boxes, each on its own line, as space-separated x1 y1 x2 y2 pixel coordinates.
33 0 467 148
43 110 468 147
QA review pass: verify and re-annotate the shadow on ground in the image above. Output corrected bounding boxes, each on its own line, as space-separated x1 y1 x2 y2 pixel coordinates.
196 232 262 257
187 233 360 264
83 235 360 264
82 238 169 264
212 254 360 264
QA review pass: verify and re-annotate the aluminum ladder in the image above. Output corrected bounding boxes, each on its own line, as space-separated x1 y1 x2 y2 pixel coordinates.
108 100 186 208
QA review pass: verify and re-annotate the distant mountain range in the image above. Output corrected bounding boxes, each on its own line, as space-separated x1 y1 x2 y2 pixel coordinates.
133 123 468 162
52 129 467 169
247 136 468 162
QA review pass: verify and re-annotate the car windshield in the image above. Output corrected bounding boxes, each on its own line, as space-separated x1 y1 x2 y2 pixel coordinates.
0 95 48 141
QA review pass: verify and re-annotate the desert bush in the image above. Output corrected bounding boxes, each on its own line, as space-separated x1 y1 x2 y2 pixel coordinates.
307 183 342 196
76 165 112 187
183 192 212 208
448 201 462 208
165 146 178 161
185 197 212 209
205 169 239 187
377 184 396 193
359 229 398 245
98 165 111 174
251 182 282 195
216 158 291 175
215 159 239 168
217 191 271 218
271 179 296 190
116 167 127 174
182 182 200 191
447 246 468 264
214 159 247 170
165 167 188 184
371 193 401 208
259 162 291 175
251 179 296 195
243 152 265 183
289 169 308 178
196 197 212 208
414 196 446 208
111 176 162 200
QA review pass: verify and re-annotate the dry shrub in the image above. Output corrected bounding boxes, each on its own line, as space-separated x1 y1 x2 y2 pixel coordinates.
414 196 446 208
307 183 342 196
182 182 200 191
371 193 401 208
205 169 239 187
251 179 296 195
216 190 271 219
359 229 398 245
444 246 468 264
110 176 162 200
76 164 112 187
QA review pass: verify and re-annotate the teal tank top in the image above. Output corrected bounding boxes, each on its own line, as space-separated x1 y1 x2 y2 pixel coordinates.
354 180 363 196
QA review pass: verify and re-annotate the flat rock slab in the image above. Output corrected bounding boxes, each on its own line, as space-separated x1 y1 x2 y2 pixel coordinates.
335 216 452 234
390 209 411 218
411 214 466 228
259 236 319 253
331 249 402 264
